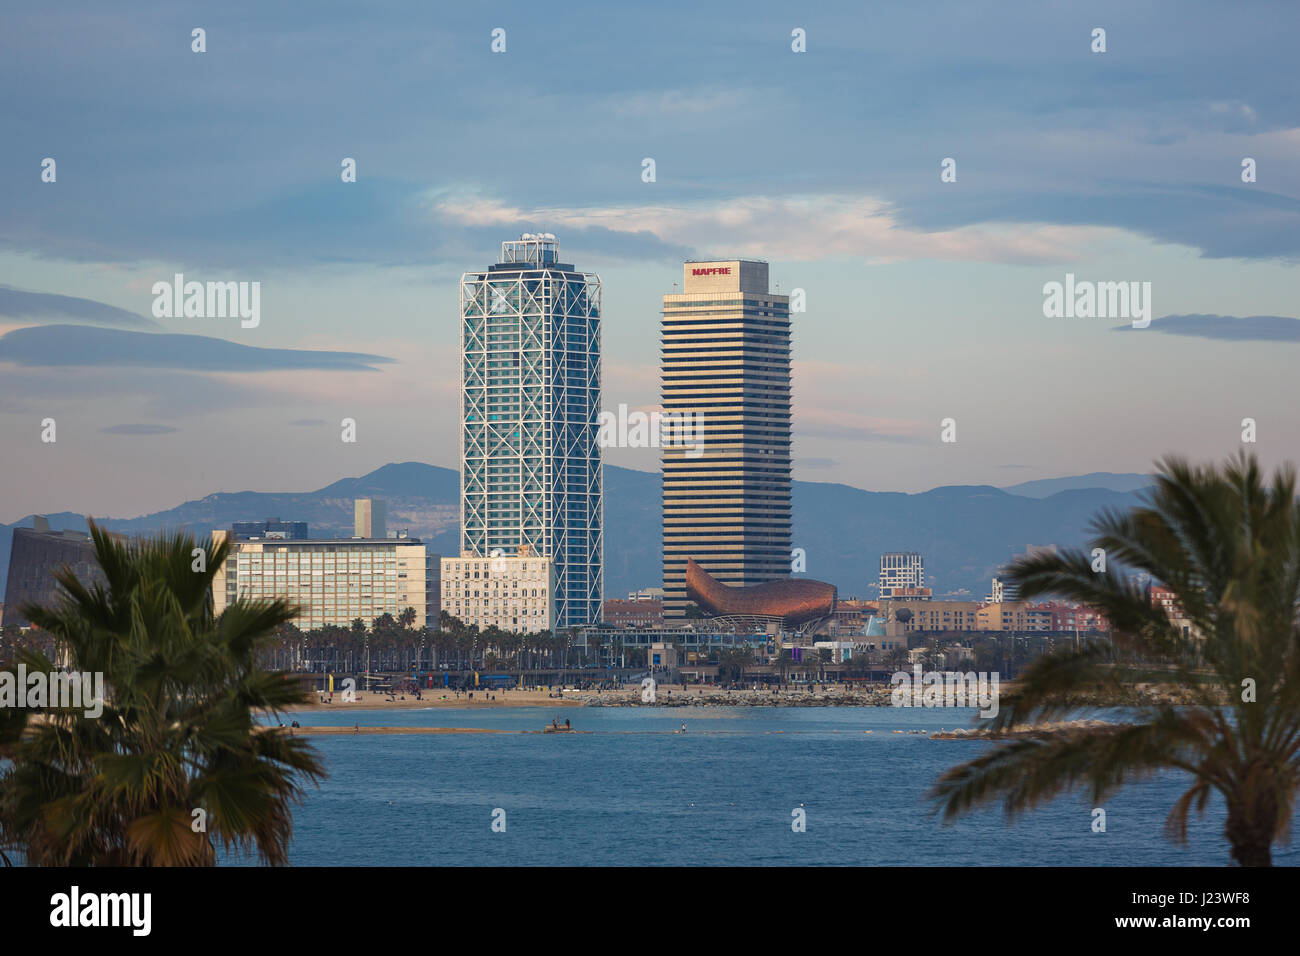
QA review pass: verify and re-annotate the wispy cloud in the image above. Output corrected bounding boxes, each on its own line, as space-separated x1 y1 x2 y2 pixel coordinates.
429 191 1125 265
1116 314 1300 342
0 285 157 329
0 325 395 371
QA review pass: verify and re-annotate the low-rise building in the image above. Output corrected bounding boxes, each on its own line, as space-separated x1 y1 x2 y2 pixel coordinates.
440 547 556 634
603 597 663 629
212 530 433 630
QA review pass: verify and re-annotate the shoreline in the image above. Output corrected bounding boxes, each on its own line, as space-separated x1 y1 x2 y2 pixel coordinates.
278 681 1205 714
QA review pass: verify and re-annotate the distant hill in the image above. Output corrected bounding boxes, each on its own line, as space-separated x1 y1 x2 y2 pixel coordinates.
1 464 1147 605
1001 472 1154 498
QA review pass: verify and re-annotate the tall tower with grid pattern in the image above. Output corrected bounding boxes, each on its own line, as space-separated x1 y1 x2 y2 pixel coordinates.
458 234 603 628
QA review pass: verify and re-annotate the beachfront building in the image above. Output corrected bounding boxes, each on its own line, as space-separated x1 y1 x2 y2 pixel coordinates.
661 259 792 617
211 530 434 630
440 547 556 634
602 597 664 629
457 233 602 628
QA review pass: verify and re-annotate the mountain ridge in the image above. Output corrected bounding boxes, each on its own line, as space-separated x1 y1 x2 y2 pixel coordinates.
1 462 1146 604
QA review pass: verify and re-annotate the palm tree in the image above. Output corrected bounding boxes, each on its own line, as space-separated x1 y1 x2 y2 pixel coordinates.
931 454 1300 867
0 523 324 866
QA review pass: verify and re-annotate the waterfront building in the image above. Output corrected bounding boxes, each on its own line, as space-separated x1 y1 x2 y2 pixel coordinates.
212 529 434 630
602 597 664 629
458 234 602 628
661 259 792 617
440 546 556 634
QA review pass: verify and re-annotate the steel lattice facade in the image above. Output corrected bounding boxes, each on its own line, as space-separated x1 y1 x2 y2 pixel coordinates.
458 235 603 629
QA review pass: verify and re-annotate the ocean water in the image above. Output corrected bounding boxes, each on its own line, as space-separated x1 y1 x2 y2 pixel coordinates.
241 706 1293 867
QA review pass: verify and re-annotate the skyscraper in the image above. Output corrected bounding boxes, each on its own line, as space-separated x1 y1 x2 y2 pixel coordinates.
661 259 792 617
457 234 603 628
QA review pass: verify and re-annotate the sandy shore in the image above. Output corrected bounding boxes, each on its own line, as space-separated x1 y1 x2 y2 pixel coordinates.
290 687 584 711
286 683 918 712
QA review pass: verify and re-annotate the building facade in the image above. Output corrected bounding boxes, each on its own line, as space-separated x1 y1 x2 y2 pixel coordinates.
211 531 434 630
2 519 116 628
661 259 791 617
458 234 602 628
440 547 556 633
879 552 924 597
230 518 309 540
602 597 664 629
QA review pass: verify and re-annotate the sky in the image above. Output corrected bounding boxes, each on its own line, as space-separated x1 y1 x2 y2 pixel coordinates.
1 0 1297 520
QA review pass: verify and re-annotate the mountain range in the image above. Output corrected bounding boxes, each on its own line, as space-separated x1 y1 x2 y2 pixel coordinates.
0 464 1153 604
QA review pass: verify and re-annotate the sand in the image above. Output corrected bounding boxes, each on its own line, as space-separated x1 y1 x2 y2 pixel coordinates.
289 686 584 712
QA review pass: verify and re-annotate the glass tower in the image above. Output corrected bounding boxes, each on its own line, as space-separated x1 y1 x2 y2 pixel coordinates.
458 234 603 628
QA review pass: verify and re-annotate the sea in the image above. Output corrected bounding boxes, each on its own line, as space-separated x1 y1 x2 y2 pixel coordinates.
231 705 1294 867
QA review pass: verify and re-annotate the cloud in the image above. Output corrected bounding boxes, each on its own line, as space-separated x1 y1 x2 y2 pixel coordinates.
430 191 1123 265
0 324 395 371
1115 314 1300 342
0 285 158 328
100 423 178 435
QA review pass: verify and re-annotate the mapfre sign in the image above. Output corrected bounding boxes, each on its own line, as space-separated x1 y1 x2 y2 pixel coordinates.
691 267 731 276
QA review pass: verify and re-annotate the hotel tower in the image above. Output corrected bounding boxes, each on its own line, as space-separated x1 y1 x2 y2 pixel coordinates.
454 234 603 629
661 259 792 617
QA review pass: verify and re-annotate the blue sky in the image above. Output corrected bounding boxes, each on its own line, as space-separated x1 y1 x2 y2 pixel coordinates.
1 0 1297 518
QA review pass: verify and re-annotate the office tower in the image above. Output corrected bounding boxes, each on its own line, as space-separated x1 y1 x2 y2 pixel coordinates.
212 530 433 630
879 551 924 597
458 234 602 628
354 499 386 539
661 259 792 617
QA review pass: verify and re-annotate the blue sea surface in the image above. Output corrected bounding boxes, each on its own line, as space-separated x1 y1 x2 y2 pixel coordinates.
238 705 1294 866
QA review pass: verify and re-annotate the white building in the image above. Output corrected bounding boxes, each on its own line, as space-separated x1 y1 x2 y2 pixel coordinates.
212 531 432 630
441 546 556 634
879 552 924 598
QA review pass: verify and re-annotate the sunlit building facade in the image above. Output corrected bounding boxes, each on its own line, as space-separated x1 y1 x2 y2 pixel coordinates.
661 259 792 617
